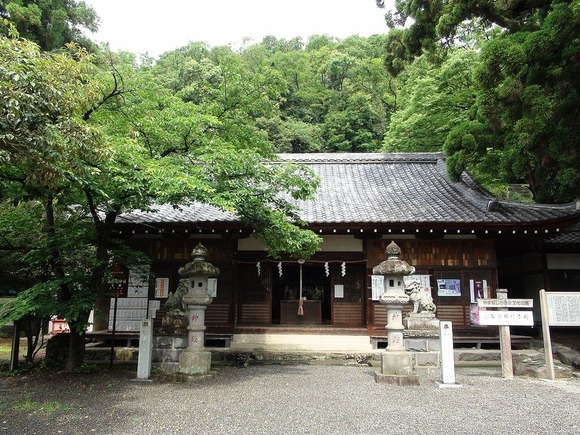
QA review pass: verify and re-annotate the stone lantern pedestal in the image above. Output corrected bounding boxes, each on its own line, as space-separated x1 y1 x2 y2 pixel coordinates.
373 241 420 386
177 243 219 376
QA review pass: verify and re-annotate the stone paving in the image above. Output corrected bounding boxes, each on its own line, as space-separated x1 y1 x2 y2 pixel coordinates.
1 363 579 435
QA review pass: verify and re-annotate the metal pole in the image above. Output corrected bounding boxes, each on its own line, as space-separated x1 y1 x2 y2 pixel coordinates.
299 262 303 300
110 295 118 370
497 289 513 379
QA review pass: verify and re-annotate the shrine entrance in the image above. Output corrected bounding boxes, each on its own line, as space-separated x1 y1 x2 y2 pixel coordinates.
236 261 367 327
272 264 331 325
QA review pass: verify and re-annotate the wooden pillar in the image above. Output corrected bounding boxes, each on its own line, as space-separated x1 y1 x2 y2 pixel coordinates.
497 289 513 380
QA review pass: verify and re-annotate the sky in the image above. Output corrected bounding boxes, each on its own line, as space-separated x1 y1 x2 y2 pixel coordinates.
83 0 391 57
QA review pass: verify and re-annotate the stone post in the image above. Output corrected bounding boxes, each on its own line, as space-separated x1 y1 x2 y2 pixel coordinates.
177 243 220 376
381 293 408 351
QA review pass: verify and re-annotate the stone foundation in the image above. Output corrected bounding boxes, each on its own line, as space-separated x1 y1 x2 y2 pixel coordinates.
179 350 211 375
403 313 439 330
152 335 188 363
380 351 414 375
375 372 420 386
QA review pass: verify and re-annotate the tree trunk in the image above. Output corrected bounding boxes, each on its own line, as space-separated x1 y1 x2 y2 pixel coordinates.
44 196 87 371
22 315 41 364
65 314 89 371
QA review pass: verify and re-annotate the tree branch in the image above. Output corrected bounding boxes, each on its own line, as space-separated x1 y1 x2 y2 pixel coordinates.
83 67 125 121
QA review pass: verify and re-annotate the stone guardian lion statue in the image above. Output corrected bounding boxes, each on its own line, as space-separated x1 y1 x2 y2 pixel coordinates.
404 281 436 314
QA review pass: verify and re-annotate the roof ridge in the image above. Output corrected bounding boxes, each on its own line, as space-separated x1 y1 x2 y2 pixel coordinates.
277 152 445 164
496 199 580 211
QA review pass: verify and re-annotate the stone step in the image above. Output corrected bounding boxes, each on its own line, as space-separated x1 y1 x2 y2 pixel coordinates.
229 333 374 352
230 334 373 353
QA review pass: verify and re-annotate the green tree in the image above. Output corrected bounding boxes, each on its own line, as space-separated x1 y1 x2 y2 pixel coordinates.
261 34 394 153
447 2 580 203
384 50 479 152
323 92 383 152
0 32 320 370
377 0 580 203
1 0 99 50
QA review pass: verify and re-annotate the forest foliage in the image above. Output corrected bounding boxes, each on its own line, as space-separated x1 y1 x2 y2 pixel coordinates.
377 0 580 203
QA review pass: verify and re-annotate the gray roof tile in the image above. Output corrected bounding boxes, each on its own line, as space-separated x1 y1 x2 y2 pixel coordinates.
542 230 580 246
117 153 579 227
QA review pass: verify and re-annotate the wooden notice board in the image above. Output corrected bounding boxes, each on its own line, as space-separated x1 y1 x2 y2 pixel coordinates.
544 292 580 326
539 290 580 380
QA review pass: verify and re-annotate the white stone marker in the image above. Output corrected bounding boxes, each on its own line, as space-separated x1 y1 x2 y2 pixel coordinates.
137 318 154 380
436 321 462 388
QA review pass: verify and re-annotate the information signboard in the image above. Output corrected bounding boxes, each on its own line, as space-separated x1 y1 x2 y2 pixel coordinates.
155 278 169 298
477 299 533 308
127 266 150 298
371 275 384 301
545 292 580 326
208 278 218 298
539 290 580 380
478 310 534 326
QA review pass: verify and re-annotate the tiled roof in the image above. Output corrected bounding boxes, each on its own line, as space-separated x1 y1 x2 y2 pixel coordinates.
118 202 235 225
117 153 579 227
541 230 580 246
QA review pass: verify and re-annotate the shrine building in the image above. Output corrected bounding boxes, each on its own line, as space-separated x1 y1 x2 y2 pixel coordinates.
100 152 580 350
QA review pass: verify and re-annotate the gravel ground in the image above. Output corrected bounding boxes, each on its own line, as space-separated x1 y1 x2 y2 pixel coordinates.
1 364 579 435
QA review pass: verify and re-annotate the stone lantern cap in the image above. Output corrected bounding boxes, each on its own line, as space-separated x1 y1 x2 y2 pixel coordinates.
178 243 220 278
372 241 415 276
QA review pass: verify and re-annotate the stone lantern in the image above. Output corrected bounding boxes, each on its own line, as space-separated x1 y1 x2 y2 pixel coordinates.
177 243 220 376
372 241 419 385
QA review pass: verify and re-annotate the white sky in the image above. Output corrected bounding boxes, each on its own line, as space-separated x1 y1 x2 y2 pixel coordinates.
83 0 391 57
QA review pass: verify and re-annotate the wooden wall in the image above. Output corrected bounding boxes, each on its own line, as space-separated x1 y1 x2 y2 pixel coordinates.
115 235 499 335
367 238 498 333
368 238 496 269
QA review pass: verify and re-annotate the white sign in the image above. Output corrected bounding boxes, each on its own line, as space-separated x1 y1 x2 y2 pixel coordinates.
108 297 153 332
155 278 169 298
334 285 344 299
437 279 461 297
478 310 534 326
208 278 218 298
128 266 150 298
469 279 488 303
546 292 580 326
371 275 384 301
478 298 533 308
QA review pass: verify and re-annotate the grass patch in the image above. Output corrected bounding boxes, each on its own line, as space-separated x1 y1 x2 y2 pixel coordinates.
0 336 37 375
0 341 13 360
11 398 69 413
0 337 26 362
